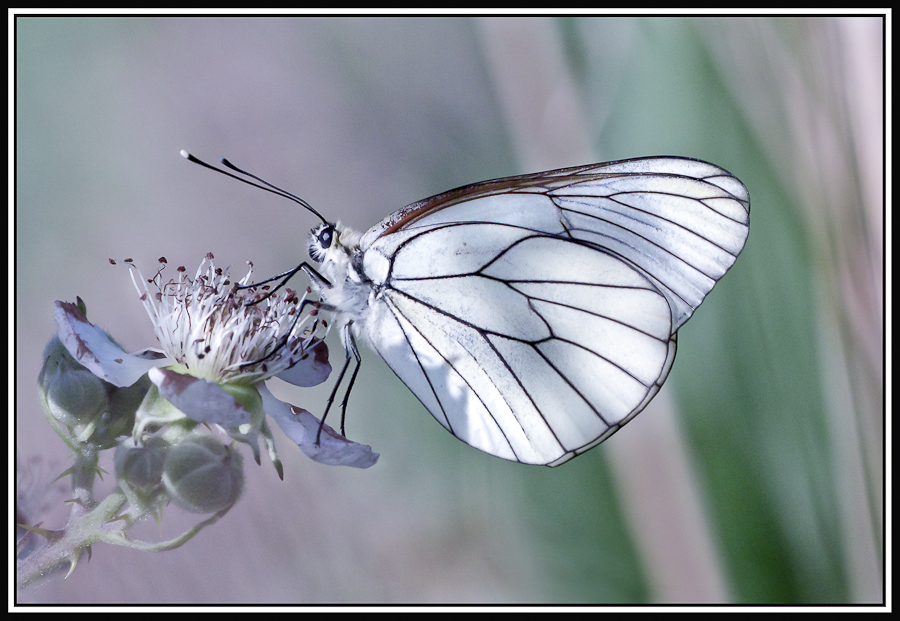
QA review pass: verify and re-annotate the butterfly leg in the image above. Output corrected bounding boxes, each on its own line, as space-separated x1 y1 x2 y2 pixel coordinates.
237 295 322 369
235 263 336 368
337 328 362 436
315 321 361 444
235 262 331 303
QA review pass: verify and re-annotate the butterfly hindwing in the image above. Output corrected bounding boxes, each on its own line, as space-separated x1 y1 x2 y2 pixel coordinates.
361 211 677 465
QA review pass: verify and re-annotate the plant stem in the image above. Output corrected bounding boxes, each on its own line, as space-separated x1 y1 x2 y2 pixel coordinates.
16 489 128 590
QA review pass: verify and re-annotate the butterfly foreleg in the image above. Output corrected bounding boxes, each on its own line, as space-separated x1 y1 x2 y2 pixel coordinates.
235 262 332 304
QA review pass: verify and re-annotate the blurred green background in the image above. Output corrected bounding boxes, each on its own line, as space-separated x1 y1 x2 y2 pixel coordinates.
15 15 884 604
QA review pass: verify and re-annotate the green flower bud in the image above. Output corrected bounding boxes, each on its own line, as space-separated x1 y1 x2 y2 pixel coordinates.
40 337 107 430
115 437 168 493
162 435 243 514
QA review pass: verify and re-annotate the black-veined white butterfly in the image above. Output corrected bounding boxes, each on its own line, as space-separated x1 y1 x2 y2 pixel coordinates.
184 153 750 467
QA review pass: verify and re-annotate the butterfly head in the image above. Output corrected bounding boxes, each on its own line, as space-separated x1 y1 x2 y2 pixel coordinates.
307 222 370 319
308 221 366 284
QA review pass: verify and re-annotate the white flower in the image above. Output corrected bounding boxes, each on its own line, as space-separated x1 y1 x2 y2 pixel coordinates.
130 255 325 386
53 256 378 469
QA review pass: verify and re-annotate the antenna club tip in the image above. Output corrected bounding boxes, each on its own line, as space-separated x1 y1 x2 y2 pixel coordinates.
180 149 190 159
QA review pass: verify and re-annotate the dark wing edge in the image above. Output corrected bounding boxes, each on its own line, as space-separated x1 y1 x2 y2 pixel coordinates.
362 156 750 329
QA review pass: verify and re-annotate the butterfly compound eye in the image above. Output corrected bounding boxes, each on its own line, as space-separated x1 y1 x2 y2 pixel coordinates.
308 224 335 263
318 226 334 249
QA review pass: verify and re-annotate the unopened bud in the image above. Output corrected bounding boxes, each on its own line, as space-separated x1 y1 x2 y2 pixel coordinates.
115 437 168 494
162 435 243 514
40 337 107 430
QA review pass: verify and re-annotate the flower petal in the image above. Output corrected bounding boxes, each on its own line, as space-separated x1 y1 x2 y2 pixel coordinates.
276 338 332 387
54 300 168 387
259 384 379 468
149 368 253 428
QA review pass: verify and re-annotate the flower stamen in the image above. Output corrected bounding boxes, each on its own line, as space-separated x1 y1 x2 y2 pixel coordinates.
127 255 327 385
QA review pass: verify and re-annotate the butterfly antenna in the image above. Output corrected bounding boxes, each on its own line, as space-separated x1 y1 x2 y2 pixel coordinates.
180 150 328 225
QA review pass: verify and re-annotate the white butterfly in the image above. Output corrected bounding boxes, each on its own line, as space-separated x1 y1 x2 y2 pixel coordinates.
187 153 750 467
